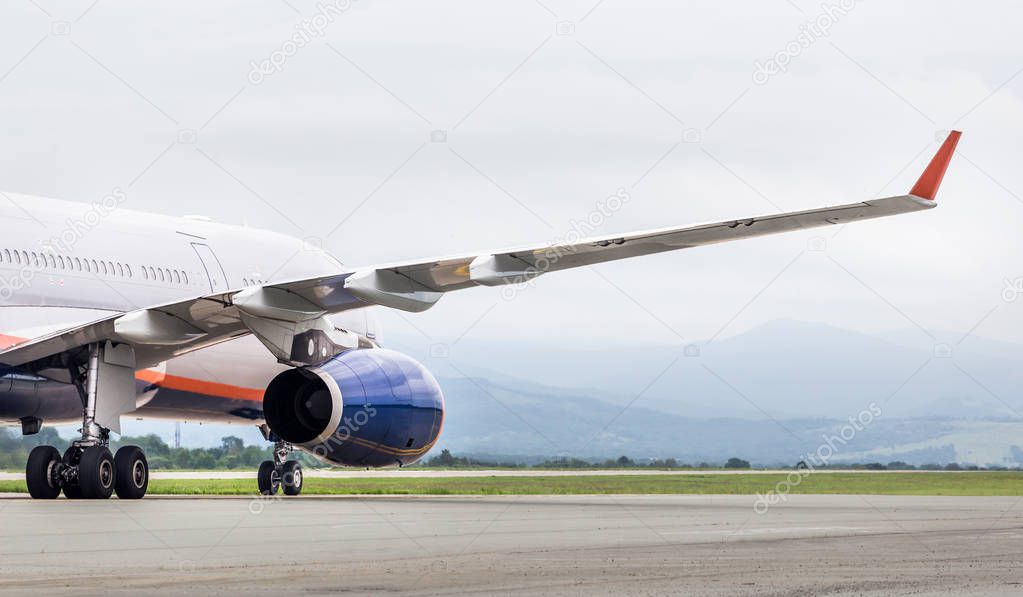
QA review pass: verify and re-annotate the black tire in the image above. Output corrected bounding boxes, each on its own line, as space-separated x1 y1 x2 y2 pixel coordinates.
26 446 61 499
281 461 303 496
114 446 148 500
61 447 83 499
78 446 115 500
257 460 279 495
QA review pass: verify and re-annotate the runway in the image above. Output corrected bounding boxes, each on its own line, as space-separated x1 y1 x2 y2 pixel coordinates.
1 494 1022 595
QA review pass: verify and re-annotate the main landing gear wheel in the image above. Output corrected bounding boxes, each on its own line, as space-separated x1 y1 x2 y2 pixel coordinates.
114 445 149 500
61 447 84 499
78 446 115 500
25 446 62 500
281 460 303 496
258 460 280 495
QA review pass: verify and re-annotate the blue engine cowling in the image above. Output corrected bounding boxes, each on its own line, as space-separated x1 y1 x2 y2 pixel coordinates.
262 349 444 467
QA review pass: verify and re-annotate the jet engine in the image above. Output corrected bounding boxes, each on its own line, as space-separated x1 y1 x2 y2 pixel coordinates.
262 349 444 467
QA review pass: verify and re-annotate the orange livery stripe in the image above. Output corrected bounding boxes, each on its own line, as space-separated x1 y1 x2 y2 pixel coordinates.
135 370 264 402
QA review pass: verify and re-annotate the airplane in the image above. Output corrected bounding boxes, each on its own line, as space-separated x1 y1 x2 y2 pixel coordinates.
0 131 960 499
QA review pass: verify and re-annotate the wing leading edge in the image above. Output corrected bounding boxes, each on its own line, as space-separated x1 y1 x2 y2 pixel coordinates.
0 132 961 371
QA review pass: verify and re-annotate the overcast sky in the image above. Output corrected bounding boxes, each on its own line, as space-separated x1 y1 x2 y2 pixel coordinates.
1 0 1021 355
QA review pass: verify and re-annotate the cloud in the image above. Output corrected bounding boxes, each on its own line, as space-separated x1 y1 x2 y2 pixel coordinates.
0 0 1020 350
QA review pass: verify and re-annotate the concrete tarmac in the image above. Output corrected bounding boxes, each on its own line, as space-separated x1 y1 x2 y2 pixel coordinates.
0 494 1021 595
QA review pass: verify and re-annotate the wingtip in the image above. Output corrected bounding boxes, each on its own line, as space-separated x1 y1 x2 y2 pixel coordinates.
909 130 962 201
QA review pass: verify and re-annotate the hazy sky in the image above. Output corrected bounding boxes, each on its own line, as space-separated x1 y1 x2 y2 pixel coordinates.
2 0 1021 355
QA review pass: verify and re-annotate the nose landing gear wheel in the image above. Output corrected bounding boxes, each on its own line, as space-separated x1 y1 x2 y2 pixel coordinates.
114 446 149 499
78 446 115 500
25 446 62 500
281 461 303 496
258 460 280 495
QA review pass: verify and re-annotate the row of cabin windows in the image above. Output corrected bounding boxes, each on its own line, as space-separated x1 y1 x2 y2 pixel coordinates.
140 266 189 285
242 277 266 286
0 249 191 286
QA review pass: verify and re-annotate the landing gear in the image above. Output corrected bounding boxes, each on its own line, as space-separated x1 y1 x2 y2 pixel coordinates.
257 460 280 495
78 446 115 499
25 446 62 499
61 447 84 499
257 440 303 496
114 446 149 500
27 443 148 500
24 343 150 500
282 461 303 496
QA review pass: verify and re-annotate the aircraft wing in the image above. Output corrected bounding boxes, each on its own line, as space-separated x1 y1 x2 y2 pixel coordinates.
0 131 961 373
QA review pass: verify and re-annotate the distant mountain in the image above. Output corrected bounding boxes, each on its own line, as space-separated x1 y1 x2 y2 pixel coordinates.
431 374 1023 467
390 319 1023 420
76 320 1023 468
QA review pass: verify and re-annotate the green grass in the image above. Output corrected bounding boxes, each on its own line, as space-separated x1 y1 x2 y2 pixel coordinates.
2 472 1023 496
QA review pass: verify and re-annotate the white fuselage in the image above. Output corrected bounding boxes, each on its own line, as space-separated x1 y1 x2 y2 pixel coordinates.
0 191 379 412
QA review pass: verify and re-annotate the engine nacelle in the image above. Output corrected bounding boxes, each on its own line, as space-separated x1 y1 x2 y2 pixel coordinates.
262 349 444 467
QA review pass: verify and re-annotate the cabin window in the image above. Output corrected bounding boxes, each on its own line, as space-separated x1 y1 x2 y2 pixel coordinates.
182 271 188 285
125 264 132 278
100 261 108 275
46 254 55 268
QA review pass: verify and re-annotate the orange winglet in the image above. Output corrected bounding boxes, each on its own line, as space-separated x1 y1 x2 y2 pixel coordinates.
910 130 962 200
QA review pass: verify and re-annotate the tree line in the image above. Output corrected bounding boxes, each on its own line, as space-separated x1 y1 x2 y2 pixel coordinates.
0 428 282 470
422 450 756 469
0 430 1016 471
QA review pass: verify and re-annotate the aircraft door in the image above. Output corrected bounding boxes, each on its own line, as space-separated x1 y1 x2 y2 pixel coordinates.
191 243 230 292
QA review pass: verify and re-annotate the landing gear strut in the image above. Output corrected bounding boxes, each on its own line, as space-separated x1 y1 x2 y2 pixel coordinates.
257 439 303 496
25 343 150 500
